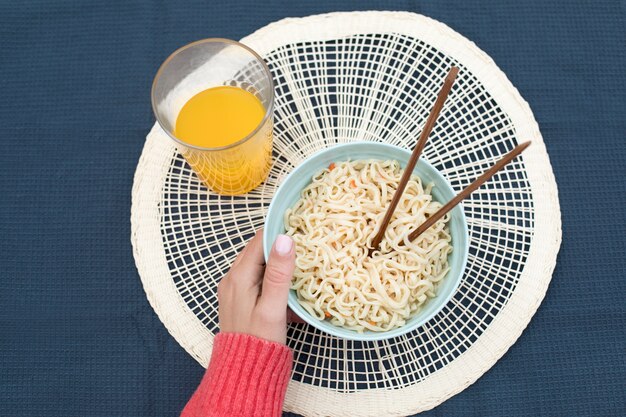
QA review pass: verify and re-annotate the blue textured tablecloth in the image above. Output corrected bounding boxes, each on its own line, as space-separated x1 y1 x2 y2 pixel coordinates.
1 1 624 416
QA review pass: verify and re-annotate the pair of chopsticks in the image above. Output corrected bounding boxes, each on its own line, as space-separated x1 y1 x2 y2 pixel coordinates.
369 66 530 255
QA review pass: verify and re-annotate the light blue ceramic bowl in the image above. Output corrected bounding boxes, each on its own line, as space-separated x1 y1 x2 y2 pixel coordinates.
263 142 468 341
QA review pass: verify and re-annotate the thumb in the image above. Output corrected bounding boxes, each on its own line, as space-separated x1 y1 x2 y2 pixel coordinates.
257 235 295 315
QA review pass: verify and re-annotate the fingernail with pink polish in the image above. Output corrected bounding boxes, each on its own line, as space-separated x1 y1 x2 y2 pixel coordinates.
274 234 293 256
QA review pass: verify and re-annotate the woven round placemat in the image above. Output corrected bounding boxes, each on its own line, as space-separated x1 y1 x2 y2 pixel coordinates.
131 11 561 416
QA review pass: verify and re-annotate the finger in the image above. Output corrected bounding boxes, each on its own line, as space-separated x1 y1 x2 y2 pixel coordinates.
287 307 305 324
256 234 295 316
236 229 265 270
230 230 265 287
217 276 234 331
228 239 250 272
220 230 265 331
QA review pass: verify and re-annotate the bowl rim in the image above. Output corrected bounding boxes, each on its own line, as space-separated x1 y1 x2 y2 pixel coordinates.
264 141 469 341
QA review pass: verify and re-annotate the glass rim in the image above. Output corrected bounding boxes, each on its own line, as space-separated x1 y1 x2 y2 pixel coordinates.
151 38 275 152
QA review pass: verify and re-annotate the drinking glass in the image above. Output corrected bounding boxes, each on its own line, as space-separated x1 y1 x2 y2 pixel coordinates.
152 39 274 195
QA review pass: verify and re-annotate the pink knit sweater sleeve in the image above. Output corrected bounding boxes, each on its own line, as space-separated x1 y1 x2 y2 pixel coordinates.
180 332 293 417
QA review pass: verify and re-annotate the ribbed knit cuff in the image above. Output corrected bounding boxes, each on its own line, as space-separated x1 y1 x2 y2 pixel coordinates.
181 333 293 417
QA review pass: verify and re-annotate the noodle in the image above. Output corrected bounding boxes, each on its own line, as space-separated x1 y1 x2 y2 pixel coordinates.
285 160 452 332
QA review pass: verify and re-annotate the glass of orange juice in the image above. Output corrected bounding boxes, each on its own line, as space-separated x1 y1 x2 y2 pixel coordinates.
152 39 274 195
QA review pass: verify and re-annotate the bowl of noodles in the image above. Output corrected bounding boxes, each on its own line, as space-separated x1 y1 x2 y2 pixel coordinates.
264 142 468 341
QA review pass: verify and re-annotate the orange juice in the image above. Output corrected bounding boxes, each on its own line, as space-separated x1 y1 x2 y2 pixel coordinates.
174 86 273 194
175 86 265 148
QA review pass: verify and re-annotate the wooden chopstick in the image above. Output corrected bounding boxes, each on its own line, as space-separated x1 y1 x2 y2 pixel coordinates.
369 66 459 255
407 140 531 242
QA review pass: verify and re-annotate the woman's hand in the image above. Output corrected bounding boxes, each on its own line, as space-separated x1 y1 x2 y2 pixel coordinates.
217 230 296 345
